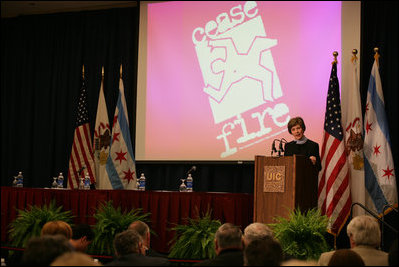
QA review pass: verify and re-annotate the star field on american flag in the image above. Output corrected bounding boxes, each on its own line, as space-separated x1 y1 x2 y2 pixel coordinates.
324 63 343 141
76 80 89 127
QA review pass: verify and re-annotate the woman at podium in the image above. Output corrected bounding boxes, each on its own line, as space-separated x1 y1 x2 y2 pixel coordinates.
284 117 322 172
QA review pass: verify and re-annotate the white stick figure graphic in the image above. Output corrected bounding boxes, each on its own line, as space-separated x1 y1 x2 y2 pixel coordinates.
204 36 277 103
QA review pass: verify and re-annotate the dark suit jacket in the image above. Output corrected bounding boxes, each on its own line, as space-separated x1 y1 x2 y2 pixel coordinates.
105 253 170 266
284 139 322 171
193 249 243 266
146 247 168 258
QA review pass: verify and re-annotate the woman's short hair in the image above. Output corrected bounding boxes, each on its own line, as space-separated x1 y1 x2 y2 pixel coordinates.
287 117 306 134
347 215 381 248
41 220 73 239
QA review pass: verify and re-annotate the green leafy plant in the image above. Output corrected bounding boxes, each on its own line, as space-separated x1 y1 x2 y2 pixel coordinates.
90 200 151 256
168 208 221 260
8 200 73 248
269 207 331 260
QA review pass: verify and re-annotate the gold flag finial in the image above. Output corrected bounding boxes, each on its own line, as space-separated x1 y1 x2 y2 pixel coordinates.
101 66 104 78
374 47 380 67
351 49 358 63
82 65 85 79
332 51 338 64
120 64 123 79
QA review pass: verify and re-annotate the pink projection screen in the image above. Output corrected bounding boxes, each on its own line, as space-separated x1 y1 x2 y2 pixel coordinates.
137 1 342 161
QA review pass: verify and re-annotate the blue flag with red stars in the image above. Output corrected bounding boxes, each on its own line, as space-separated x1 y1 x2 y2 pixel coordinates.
363 59 397 214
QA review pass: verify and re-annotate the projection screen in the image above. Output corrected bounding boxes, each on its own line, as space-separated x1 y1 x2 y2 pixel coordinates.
136 1 360 161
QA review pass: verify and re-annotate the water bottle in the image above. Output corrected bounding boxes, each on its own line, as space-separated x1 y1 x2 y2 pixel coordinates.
12 175 18 187
136 179 140 190
51 177 58 188
57 172 64 189
186 174 193 192
16 172 24 187
84 173 91 190
179 179 187 192
79 177 85 190
138 173 146 191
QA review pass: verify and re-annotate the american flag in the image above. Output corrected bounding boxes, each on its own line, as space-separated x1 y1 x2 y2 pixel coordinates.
67 77 96 189
318 61 351 236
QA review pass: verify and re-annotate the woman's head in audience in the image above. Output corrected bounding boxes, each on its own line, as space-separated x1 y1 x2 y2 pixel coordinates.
346 215 380 248
41 220 73 239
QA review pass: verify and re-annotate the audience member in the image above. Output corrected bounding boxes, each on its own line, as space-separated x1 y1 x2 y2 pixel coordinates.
281 259 317 266
41 220 73 239
106 229 169 266
388 238 398 266
318 215 389 266
51 251 102 266
128 220 165 257
327 249 365 266
194 223 244 266
70 224 94 252
243 222 274 246
243 236 283 266
21 234 73 265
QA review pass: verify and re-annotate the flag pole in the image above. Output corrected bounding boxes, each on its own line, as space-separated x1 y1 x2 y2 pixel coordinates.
374 47 380 67
332 51 338 64
351 49 358 63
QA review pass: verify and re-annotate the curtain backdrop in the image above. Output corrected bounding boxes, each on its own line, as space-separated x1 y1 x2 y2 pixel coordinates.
1 3 397 196
1 7 139 188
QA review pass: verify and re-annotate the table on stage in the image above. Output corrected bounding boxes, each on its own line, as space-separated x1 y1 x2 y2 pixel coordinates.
1 186 253 254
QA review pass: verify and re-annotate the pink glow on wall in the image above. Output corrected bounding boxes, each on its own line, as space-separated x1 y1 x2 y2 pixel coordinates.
144 1 341 160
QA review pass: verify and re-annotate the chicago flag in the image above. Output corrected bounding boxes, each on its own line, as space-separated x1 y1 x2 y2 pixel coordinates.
106 73 137 189
363 58 397 214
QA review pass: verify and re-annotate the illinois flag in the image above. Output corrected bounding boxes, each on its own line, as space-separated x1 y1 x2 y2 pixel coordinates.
67 75 96 189
105 75 137 189
341 52 365 216
318 60 351 236
93 74 112 189
363 58 397 215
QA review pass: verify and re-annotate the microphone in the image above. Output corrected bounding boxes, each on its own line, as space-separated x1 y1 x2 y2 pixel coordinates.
271 139 278 156
279 138 287 152
187 165 197 175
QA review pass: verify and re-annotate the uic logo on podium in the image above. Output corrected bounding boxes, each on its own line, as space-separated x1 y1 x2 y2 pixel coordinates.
263 165 285 193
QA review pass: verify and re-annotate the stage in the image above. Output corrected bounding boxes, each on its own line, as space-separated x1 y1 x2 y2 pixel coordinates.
1 186 253 254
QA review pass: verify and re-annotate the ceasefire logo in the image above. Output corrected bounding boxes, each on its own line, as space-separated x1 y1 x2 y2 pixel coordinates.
192 1 291 158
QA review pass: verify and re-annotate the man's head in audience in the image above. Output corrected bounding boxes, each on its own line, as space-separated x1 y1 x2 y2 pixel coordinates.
70 224 94 252
113 229 145 257
243 222 274 246
214 223 244 255
128 220 151 250
22 234 73 265
347 215 381 249
243 236 283 266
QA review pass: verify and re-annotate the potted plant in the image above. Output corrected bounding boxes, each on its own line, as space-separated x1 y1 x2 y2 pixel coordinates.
168 209 221 261
8 200 73 248
269 207 331 260
89 200 151 256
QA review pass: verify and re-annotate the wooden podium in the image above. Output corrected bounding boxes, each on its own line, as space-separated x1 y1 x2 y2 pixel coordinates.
254 155 318 224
